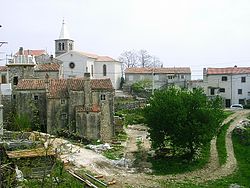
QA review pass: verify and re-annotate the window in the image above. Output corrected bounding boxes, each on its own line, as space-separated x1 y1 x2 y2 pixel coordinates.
13 76 18 85
61 99 66 104
210 88 215 95
1 74 6 84
219 88 225 93
58 43 61 50
101 94 106 100
12 95 16 100
238 89 242 94
180 75 185 79
69 62 75 69
61 113 67 120
241 77 246 83
34 95 39 100
91 65 94 77
103 64 107 76
62 43 65 50
222 76 227 81
168 76 173 79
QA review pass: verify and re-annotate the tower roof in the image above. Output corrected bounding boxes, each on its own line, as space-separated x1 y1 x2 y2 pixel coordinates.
58 19 71 39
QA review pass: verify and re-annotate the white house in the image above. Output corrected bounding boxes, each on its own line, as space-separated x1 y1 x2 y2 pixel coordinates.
125 67 191 89
201 66 250 107
55 20 122 90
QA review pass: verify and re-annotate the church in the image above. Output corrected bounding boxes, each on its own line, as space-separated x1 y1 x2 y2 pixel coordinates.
55 20 122 90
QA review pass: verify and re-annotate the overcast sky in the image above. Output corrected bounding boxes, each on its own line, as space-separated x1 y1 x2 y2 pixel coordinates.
1 0 250 79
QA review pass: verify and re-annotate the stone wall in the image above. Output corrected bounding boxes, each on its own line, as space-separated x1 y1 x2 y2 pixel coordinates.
47 98 68 134
16 91 47 132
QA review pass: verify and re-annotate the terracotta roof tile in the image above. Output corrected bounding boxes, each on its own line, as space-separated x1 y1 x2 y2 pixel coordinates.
96 56 117 62
16 79 46 90
16 78 113 98
48 79 68 98
125 67 191 74
15 50 47 56
207 67 250 75
75 51 99 59
72 51 118 62
91 78 114 90
35 63 60 72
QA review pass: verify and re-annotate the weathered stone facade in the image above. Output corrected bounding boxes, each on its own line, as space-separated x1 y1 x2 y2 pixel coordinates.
15 74 115 141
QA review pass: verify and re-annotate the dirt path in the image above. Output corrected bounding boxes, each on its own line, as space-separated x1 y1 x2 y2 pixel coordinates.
114 110 250 187
49 110 249 188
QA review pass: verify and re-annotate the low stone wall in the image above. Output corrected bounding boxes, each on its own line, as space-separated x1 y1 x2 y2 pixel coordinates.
114 100 147 112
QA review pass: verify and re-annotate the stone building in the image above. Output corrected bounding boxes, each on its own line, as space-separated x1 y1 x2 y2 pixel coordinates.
125 67 191 89
15 73 115 141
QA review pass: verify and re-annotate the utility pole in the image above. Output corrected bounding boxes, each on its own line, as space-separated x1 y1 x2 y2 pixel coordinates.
152 59 155 95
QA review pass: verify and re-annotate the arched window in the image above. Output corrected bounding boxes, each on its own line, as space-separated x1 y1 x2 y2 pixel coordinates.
58 43 61 51
103 64 107 76
62 43 65 50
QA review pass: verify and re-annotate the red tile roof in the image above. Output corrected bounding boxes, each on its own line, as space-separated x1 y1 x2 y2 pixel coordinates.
96 56 117 62
16 79 46 90
91 78 114 90
76 51 99 59
0 66 7 72
125 67 191 74
35 63 60 72
16 78 113 98
207 67 250 75
15 50 47 56
72 51 118 62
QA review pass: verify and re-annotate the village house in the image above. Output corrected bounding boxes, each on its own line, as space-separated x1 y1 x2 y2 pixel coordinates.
14 73 115 141
201 66 250 107
54 20 122 90
124 67 191 90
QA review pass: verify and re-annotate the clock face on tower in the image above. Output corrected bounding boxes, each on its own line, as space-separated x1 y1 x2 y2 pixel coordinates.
69 62 75 69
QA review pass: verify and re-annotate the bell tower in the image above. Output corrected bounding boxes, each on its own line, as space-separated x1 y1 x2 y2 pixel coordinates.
55 20 74 57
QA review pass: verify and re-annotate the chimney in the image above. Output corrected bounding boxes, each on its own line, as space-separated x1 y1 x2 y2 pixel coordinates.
19 47 24 55
45 73 49 93
50 55 53 64
84 73 91 107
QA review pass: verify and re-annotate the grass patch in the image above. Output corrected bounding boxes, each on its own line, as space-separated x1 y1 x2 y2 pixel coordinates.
156 124 250 187
216 121 232 166
149 144 210 175
21 161 83 188
204 126 250 187
115 108 145 126
222 110 234 119
102 145 124 160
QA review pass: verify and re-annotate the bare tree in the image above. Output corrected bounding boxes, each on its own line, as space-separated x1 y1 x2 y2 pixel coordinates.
119 49 163 74
118 50 139 69
137 50 152 67
151 55 162 68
